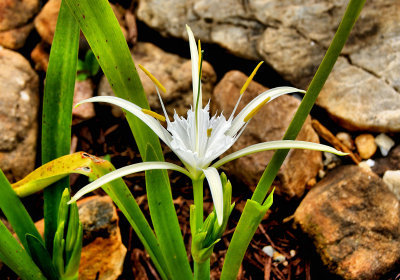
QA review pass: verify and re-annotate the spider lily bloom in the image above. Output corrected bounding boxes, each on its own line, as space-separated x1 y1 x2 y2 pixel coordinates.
70 26 346 225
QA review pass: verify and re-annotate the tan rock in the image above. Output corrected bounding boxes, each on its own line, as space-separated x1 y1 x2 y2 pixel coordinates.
212 70 321 199
72 80 95 122
98 42 217 118
336 132 355 150
31 41 50 71
355 134 377 159
294 165 400 280
0 48 39 182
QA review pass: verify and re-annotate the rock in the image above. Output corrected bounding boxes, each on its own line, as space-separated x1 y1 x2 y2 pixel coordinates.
0 0 38 49
336 132 355 151
34 0 128 45
98 42 217 118
78 196 126 280
355 134 377 159
375 133 395 156
0 48 39 182
294 165 400 280
0 23 34 49
212 71 321 199
372 145 400 176
72 79 95 122
98 76 124 118
383 170 400 201
137 0 400 132
31 41 50 71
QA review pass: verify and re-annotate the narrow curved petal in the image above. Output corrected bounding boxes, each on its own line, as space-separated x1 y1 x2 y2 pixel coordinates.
226 87 306 137
77 96 172 144
69 162 191 203
186 25 201 109
212 140 347 168
203 167 223 226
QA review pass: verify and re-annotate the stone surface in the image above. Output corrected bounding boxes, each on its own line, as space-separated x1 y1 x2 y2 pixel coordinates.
137 0 400 132
0 48 39 182
78 196 127 280
354 134 376 159
383 170 400 201
72 79 95 121
98 42 217 118
34 0 128 45
372 145 400 176
375 133 395 156
31 41 49 71
294 165 400 280
336 132 355 151
0 0 38 49
212 71 321 199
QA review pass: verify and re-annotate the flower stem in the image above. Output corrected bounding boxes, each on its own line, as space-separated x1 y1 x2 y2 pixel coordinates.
194 259 210 280
192 178 204 231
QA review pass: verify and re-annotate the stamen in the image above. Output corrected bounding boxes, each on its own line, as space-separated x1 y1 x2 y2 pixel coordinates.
240 61 264 95
243 97 271 122
138 64 167 93
198 39 202 74
207 128 212 137
141 108 166 122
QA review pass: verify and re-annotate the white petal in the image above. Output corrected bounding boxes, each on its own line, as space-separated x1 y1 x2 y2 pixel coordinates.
227 87 305 137
186 25 201 109
77 96 172 145
212 140 347 168
203 167 223 226
69 162 191 203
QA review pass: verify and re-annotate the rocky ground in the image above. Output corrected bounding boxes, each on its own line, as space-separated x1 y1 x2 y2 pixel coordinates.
1 0 400 279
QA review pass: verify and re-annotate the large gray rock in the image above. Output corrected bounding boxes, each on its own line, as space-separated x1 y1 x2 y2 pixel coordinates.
213 71 322 199
0 0 38 49
137 0 400 132
294 165 400 280
0 48 39 182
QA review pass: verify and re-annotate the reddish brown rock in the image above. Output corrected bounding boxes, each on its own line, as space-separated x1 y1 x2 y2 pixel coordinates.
0 48 39 182
212 70 321 199
31 41 50 71
0 0 38 49
294 165 400 280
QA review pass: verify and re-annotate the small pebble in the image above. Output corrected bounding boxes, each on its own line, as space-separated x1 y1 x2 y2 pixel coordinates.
358 161 373 171
290 250 296 257
272 252 286 262
323 152 341 169
336 132 355 150
383 170 400 200
262 245 274 257
355 134 377 159
375 133 395 156
318 169 326 179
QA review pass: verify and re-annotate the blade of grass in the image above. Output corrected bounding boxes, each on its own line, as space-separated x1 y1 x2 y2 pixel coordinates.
0 220 46 280
0 170 42 252
41 0 80 252
64 0 192 277
221 0 366 278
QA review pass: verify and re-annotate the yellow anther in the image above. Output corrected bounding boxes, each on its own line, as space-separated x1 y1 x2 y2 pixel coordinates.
207 128 212 137
141 108 166 122
243 97 271 122
198 39 202 74
138 64 166 93
240 61 264 95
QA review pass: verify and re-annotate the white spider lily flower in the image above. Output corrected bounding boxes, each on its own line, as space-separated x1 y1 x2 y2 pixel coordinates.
70 26 347 225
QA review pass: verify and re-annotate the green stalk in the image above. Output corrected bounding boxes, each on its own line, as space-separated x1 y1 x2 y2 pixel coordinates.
42 0 79 251
221 0 366 278
192 178 208 280
0 220 46 280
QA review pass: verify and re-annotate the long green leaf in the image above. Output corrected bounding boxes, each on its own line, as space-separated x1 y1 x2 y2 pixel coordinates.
64 0 192 277
0 170 42 251
42 0 80 251
12 152 170 279
0 221 46 280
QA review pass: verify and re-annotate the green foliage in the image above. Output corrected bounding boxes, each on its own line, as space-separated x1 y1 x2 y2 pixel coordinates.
76 50 100 81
